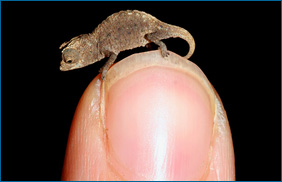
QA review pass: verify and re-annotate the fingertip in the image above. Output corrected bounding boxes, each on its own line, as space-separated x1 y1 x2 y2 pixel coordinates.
62 50 235 180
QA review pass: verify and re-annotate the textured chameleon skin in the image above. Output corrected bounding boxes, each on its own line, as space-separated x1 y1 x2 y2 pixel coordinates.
59 10 195 79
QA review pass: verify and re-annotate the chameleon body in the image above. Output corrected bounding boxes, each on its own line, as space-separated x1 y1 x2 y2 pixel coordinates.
59 10 195 80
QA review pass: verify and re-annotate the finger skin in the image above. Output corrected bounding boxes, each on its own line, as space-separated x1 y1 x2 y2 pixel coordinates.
61 51 235 180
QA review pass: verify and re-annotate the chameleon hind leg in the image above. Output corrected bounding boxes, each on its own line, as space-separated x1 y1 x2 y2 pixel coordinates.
145 33 169 57
100 52 118 80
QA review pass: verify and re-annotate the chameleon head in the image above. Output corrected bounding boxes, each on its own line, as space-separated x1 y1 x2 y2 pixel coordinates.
60 48 87 71
59 34 96 71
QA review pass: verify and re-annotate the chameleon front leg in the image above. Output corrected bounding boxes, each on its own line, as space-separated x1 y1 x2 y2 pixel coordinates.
145 33 169 57
100 52 118 80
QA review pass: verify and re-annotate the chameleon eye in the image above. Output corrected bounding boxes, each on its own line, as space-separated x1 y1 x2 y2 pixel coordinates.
63 48 80 64
66 59 73 64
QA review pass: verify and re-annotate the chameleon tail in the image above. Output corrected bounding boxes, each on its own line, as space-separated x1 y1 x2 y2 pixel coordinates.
165 24 196 59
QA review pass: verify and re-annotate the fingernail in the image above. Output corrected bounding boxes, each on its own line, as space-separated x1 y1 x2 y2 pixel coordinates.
103 51 215 180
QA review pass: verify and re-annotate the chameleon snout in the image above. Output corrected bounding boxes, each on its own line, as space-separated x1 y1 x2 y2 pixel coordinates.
60 61 68 71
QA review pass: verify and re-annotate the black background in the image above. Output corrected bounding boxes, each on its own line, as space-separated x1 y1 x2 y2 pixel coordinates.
2 2 281 181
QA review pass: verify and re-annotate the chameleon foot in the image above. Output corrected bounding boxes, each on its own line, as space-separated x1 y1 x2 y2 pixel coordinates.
160 47 170 57
146 33 169 58
100 52 118 80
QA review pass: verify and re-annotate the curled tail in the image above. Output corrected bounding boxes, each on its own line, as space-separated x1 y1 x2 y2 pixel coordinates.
164 23 195 59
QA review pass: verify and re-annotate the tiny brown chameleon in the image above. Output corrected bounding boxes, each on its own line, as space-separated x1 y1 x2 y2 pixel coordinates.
59 10 195 80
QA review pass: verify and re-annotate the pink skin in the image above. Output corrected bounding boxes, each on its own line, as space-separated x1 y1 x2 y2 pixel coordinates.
61 51 235 181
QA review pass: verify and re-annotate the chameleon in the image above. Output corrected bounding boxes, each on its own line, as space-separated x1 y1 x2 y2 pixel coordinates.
59 10 195 80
